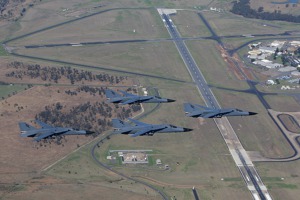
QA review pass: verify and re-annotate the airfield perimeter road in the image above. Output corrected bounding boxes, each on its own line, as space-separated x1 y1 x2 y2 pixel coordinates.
90 89 169 200
160 11 271 200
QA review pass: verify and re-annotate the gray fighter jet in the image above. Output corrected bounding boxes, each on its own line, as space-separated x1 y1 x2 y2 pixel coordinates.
105 89 175 105
19 120 94 142
184 103 257 118
112 118 192 137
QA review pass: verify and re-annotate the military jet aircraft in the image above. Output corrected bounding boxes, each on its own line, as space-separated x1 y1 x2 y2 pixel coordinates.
105 89 175 105
184 103 257 118
112 118 192 137
19 120 94 142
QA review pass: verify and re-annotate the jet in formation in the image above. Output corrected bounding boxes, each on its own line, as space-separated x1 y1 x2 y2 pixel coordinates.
112 118 192 137
105 89 175 105
19 120 94 142
184 103 257 118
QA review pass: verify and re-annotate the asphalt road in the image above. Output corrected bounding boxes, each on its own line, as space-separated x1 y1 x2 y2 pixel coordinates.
161 11 270 200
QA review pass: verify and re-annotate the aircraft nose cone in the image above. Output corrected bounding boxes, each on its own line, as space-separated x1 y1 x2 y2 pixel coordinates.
167 99 176 103
85 130 95 134
248 112 257 116
183 128 193 132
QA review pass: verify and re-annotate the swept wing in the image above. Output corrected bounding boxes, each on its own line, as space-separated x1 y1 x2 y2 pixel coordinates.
128 118 150 126
129 127 166 137
35 120 53 128
119 90 137 97
34 130 56 142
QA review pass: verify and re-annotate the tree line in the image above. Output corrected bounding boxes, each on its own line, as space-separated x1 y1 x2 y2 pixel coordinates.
231 0 300 23
6 61 127 84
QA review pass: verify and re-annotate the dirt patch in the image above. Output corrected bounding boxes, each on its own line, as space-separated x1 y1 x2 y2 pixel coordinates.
217 45 257 80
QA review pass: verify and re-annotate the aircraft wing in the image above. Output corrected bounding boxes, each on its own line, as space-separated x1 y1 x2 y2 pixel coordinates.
128 118 150 126
120 98 140 105
129 129 151 137
120 96 153 105
35 120 53 128
129 127 165 137
202 110 232 118
119 90 137 97
34 131 55 142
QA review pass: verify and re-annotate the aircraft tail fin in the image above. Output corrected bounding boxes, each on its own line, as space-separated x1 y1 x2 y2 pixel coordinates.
105 89 121 99
18 122 36 132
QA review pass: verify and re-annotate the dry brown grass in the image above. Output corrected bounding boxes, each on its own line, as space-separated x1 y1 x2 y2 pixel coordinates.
0 85 97 182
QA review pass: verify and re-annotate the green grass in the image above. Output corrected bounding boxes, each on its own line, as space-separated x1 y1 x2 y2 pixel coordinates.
187 40 250 90
262 177 284 182
268 183 298 190
0 45 9 56
223 177 243 182
0 84 28 99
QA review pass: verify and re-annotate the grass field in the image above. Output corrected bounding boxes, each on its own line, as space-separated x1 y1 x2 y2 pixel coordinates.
15 41 192 82
10 9 169 46
256 160 300 200
186 40 250 89
264 95 300 112
0 84 27 99
170 10 211 37
0 45 9 56
212 88 294 158
202 11 300 36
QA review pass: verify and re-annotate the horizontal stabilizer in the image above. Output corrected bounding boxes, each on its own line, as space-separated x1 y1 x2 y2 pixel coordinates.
105 89 121 99
19 122 36 132
112 119 130 129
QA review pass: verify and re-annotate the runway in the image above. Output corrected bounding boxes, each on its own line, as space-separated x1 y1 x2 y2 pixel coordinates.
159 10 272 200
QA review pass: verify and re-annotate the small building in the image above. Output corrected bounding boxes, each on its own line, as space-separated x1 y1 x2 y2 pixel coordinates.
107 156 112 160
265 63 283 69
156 159 162 165
266 80 275 85
259 46 277 54
248 50 262 56
270 40 285 48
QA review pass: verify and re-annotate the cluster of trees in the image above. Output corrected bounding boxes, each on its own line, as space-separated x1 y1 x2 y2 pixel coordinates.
0 0 37 20
65 86 107 96
0 0 9 14
6 61 127 84
231 0 300 23
36 101 141 137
